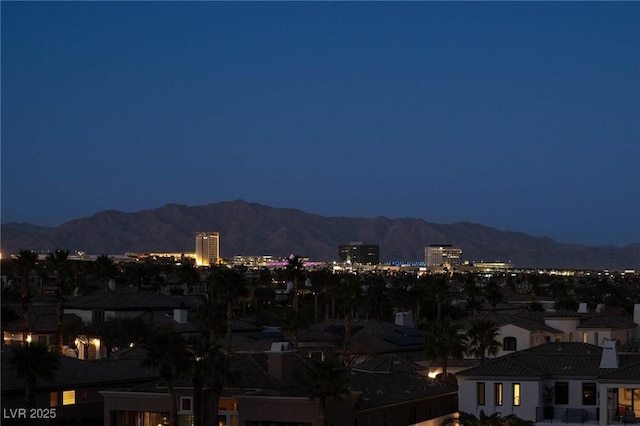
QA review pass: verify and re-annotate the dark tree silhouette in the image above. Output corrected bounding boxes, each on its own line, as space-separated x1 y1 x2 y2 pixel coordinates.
301 356 350 426
15 250 37 343
8 343 60 408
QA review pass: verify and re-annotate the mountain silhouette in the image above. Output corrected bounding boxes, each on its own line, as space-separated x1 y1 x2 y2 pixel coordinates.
1 200 638 270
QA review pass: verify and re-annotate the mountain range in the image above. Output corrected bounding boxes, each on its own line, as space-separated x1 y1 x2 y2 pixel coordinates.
1 200 638 270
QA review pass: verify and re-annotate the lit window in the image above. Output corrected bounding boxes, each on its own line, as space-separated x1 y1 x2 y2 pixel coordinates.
495 383 503 406
582 383 597 405
582 332 588 343
513 383 521 406
49 392 59 407
62 390 75 405
478 382 486 405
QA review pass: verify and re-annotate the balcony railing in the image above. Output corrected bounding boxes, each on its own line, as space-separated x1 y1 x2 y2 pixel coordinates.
535 408 639 425
535 407 599 424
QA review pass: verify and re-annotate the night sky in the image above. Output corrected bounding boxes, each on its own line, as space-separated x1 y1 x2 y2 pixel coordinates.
2 2 638 246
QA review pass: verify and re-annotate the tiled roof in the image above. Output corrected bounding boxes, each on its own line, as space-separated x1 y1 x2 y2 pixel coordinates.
1 348 158 394
352 354 423 373
455 310 636 335
298 319 426 354
65 288 184 310
578 314 637 329
349 368 457 411
598 359 640 382
4 305 80 333
457 342 640 381
120 351 456 410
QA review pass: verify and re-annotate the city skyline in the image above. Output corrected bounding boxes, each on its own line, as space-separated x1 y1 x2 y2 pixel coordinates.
2 2 639 246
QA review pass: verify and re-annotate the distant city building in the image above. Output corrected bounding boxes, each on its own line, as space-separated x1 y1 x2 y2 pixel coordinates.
339 242 380 265
425 245 462 268
195 232 220 266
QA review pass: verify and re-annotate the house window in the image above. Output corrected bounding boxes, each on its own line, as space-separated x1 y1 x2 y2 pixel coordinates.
583 383 597 405
582 332 588 343
478 382 486 405
545 336 551 343
49 392 59 407
495 383 503 406
62 390 75 405
180 397 192 413
513 383 521 406
555 382 569 405
594 332 599 345
503 337 517 351
39 335 48 345
92 310 104 323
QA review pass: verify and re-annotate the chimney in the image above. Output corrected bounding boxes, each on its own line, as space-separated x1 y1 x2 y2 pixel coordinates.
599 340 619 369
267 342 295 382
173 308 188 324
577 302 588 313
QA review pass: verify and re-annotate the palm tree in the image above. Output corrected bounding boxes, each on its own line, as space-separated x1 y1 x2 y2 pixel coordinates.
187 337 228 426
195 292 224 343
301 356 350 426
424 318 467 381
484 281 504 313
431 275 451 320
209 266 248 355
279 306 308 350
442 410 534 426
94 254 116 292
177 258 201 294
15 250 37 343
334 274 362 364
286 254 304 312
141 328 190 426
467 319 502 362
8 343 60 408
47 249 70 354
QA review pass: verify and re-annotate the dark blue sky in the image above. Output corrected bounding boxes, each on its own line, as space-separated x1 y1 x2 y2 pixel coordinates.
2 2 639 246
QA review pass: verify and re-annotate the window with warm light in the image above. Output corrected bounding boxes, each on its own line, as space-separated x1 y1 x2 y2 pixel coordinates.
62 390 75 405
478 382 486 405
49 392 59 407
495 383 503 406
583 383 597 405
513 383 521 406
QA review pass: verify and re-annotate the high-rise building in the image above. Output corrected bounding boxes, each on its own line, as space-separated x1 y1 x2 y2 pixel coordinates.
195 232 220 266
425 245 462 268
338 242 380 265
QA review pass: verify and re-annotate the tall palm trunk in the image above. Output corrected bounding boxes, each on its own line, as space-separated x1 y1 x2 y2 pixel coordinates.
21 274 30 343
56 294 64 353
319 396 327 426
204 390 221 426
343 310 352 365
168 385 179 426
226 301 233 355
193 375 203 426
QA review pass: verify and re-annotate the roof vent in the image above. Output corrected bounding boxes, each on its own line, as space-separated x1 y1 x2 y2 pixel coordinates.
600 340 619 369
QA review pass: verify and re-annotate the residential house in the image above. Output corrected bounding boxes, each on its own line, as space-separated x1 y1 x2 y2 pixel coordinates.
101 345 458 426
456 341 640 426
1 346 158 426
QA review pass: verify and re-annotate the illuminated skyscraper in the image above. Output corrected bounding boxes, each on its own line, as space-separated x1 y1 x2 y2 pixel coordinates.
425 245 462 268
195 232 220 266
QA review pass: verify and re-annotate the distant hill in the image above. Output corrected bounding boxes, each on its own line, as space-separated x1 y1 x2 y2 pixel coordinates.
1 200 638 270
